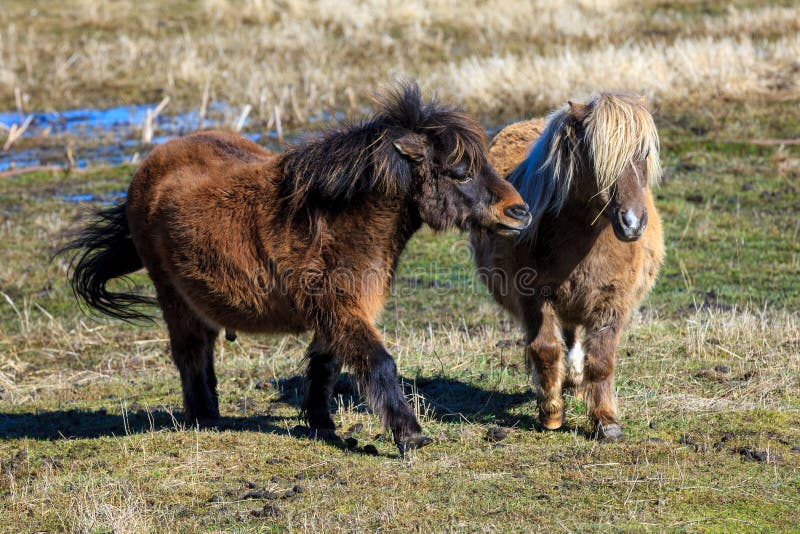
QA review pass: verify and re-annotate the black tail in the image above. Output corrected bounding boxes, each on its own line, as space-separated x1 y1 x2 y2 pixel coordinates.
57 202 155 322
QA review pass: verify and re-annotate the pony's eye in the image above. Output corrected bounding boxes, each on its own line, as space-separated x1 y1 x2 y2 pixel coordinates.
454 174 473 184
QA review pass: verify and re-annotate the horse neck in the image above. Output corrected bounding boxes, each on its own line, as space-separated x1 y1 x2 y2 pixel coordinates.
385 197 424 273
536 171 608 245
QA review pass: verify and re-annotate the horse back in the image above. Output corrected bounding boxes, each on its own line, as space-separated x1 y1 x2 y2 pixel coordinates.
125 131 301 332
489 118 548 177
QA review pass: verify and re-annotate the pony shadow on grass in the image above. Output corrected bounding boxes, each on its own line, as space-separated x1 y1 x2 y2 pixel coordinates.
0 373 584 443
281 372 586 435
0 408 293 441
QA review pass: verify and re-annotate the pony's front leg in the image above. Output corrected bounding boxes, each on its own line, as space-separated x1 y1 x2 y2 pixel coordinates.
318 318 430 455
524 301 566 430
582 320 623 440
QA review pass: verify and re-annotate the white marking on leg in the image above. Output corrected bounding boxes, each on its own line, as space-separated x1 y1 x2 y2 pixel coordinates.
567 339 584 375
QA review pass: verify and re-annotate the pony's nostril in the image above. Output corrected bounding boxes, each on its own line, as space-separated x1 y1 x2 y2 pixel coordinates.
504 204 530 221
620 208 640 230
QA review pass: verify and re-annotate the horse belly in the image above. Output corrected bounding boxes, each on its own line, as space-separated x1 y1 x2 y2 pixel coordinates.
175 273 308 334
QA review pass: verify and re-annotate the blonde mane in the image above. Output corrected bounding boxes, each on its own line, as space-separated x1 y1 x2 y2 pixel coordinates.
586 93 661 192
509 92 661 235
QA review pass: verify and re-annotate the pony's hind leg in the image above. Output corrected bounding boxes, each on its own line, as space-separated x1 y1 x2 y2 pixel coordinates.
581 319 623 441
157 284 220 428
301 336 343 438
524 301 566 430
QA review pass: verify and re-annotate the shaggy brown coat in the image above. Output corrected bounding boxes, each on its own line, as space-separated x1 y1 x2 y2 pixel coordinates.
61 83 531 453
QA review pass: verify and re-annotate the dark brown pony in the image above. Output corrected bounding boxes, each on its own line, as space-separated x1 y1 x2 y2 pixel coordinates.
472 93 664 440
60 83 531 453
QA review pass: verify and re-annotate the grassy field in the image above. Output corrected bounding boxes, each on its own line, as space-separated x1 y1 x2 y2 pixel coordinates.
1 0 800 532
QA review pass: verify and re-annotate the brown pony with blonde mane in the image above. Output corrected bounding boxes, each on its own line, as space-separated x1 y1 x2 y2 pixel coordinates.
61 83 531 454
472 93 664 440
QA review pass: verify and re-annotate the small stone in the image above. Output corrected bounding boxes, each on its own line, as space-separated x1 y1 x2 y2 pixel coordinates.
292 485 304 494
648 420 658 430
295 472 307 480
209 495 222 503
714 365 731 374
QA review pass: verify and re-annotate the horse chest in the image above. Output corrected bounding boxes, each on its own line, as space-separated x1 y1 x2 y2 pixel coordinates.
530 236 634 320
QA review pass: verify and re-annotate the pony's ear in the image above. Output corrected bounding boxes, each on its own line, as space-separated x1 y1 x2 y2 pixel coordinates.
393 133 429 161
567 100 589 120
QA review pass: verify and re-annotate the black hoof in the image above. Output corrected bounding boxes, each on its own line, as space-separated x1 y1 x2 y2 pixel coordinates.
596 423 623 441
396 435 433 456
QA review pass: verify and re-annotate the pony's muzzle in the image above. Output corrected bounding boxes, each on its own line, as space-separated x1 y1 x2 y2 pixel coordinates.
496 203 532 236
613 207 648 241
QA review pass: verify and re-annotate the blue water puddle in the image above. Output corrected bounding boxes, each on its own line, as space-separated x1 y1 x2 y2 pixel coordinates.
0 102 285 172
0 102 229 138
61 190 128 204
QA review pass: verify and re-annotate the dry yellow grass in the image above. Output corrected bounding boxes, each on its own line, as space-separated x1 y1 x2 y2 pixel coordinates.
1 1 799 126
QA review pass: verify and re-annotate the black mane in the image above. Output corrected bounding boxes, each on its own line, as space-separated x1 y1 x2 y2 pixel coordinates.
278 82 487 211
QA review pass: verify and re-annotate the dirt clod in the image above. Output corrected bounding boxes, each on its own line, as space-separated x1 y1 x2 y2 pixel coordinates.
731 447 780 464
251 504 280 518
486 426 511 442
